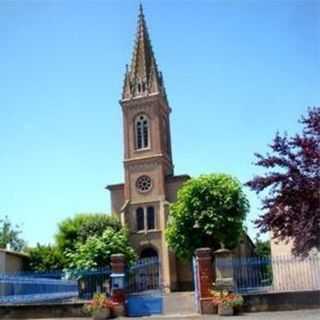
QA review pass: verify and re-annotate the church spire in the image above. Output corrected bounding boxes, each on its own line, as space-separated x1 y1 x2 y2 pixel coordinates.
122 4 167 100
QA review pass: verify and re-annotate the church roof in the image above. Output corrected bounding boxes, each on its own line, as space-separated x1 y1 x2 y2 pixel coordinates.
122 4 167 101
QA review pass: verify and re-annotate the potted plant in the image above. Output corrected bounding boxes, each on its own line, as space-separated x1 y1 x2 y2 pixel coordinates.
84 293 113 320
211 290 243 316
110 301 125 317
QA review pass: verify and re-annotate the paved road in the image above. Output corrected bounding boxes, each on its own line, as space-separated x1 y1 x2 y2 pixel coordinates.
23 308 320 320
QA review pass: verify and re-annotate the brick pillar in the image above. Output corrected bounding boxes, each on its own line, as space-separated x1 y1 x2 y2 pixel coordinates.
195 248 215 314
110 254 126 303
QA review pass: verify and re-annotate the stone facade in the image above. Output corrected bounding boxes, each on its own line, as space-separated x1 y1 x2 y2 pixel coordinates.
106 5 192 291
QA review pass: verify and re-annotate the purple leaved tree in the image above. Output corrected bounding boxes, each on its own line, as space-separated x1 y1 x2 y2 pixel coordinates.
246 107 320 256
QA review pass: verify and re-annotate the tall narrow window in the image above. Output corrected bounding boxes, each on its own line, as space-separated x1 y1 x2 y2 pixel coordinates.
147 206 155 230
135 114 149 150
136 121 143 149
136 207 144 231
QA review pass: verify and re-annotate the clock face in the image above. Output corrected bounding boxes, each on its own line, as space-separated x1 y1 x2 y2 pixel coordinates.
136 175 152 193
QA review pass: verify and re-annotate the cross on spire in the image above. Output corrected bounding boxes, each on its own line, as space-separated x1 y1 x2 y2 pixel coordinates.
122 4 166 100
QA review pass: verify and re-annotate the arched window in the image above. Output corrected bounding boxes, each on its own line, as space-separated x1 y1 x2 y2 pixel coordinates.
136 80 146 95
147 206 155 230
135 114 149 150
136 207 144 231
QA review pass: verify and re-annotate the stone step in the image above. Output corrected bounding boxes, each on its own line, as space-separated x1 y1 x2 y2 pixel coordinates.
163 291 196 315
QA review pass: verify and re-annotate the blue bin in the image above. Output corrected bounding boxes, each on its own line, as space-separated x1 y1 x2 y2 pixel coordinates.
126 292 162 317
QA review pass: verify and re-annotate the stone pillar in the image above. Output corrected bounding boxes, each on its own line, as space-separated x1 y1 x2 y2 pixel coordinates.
195 248 215 314
110 254 126 303
214 248 234 291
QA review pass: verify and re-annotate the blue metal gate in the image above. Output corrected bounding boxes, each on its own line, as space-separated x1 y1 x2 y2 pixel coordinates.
126 257 162 316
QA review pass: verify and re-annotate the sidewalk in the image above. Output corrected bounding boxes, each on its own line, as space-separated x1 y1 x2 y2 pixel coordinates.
24 309 320 320
124 309 320 319
203 309 320 319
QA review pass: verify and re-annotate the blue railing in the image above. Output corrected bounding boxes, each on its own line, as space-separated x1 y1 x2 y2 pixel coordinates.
231 256 273 293
222 255 320 294
76 267 111 300
0 267 112 304
0 272 78 304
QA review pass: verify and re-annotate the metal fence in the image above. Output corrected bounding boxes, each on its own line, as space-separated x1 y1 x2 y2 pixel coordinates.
0 267 112 304
0 272 77 304
0 257 160 305
77 267 111 299
230 255 320 294
127 257 160 293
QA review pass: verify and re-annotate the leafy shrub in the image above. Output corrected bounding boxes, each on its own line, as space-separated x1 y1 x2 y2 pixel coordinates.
55 213 121 253
166 174 249 259
66 227 137 270
26 244 65 271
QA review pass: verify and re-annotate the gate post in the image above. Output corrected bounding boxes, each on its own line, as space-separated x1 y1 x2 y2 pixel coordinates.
195 248 215 314
213 248 234 291
110 254 126 303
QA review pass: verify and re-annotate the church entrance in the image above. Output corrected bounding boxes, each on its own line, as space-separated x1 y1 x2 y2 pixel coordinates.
126 247 162 316
140 247 158 259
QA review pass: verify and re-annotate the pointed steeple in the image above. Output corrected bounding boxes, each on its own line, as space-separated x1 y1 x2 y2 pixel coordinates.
122 4 167 100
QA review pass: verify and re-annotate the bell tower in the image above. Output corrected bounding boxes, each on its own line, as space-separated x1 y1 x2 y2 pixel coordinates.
107 5 191 291
121 4 173 203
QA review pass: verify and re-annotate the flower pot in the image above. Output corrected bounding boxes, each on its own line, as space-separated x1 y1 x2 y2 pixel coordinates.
112 304 125 317
233 305 242 315
92 308 110 320
218 304 234 316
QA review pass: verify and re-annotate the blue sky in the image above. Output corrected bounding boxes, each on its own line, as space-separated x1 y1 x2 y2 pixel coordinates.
0 0 319 246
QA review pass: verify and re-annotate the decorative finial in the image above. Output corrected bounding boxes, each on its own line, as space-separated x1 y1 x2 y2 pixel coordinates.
139 2 144 16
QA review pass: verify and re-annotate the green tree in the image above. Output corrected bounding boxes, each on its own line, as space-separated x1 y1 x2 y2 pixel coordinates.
26 214 127 271
26 244 65 272
166 174 249 259
55 213 121 253
254 237 271 257
0 216 25 251
66 227 137 270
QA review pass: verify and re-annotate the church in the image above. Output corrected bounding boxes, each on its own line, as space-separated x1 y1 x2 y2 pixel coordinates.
106 5 193 291
106 4 256 292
